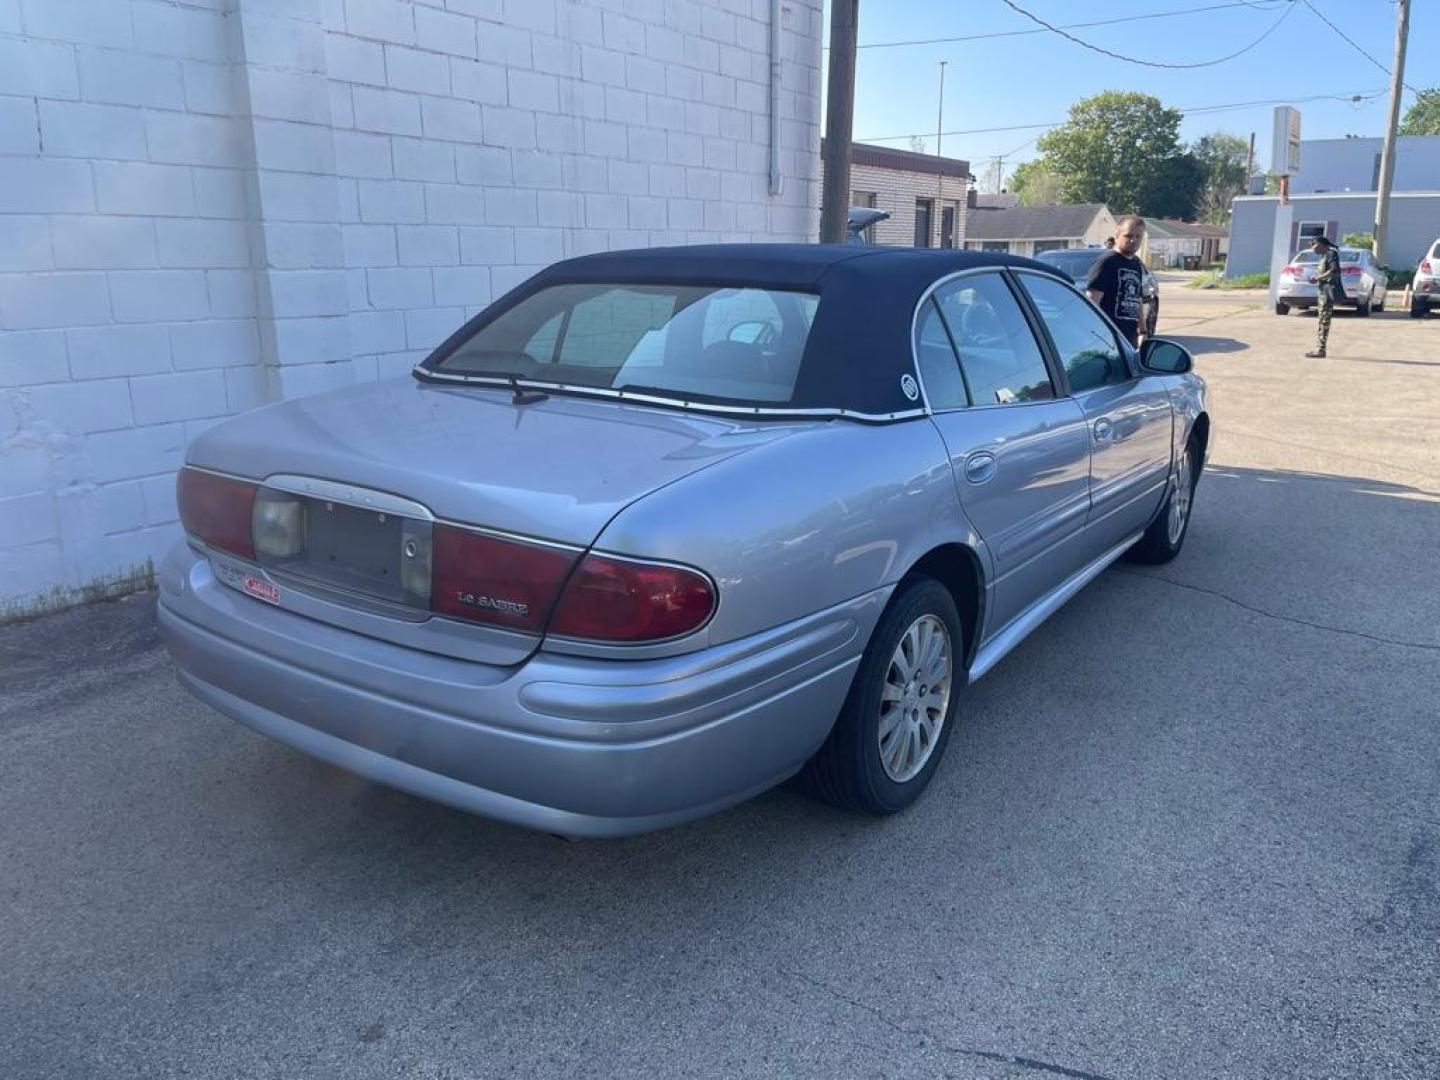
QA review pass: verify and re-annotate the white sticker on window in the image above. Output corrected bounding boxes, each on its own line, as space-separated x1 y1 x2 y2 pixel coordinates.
900 374 919 401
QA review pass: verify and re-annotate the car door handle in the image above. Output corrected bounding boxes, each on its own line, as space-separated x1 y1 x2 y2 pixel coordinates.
1093 418 1113 442
963 450 997 484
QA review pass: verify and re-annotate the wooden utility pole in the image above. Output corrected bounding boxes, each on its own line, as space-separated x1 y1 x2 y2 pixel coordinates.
1373 0 1410 266
1245 132 1255 195
819 0 859 244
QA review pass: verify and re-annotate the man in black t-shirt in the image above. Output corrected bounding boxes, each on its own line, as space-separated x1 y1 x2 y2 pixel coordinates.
1086 215 1147 347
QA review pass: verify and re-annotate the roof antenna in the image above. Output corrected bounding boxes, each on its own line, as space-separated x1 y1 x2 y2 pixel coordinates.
509 374 548 405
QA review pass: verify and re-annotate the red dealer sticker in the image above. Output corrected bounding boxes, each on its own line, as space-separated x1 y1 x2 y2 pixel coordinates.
242 576 280 605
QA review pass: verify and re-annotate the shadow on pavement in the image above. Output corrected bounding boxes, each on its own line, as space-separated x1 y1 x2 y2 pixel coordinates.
1165 334 1250 355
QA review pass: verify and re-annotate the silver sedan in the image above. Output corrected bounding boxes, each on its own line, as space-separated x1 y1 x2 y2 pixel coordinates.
158 245 1210 837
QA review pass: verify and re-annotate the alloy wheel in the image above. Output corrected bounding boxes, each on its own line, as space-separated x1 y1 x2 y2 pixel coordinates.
878 615 953 783
1168 448 1194 545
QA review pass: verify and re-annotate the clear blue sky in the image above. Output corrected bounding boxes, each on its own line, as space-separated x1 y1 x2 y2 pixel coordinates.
822 0 1438 184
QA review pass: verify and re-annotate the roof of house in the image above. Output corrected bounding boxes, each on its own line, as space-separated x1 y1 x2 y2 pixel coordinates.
820 139 970 180
974 193 1019 209
963 203 1110 240
1147 218 1228 240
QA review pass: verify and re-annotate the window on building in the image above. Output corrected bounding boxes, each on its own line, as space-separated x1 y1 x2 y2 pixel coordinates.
981 241 1008 253
914 199 933 248
852 191 877 208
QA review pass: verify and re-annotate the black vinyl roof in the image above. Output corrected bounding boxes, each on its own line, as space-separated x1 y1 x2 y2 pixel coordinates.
422 244 1068 419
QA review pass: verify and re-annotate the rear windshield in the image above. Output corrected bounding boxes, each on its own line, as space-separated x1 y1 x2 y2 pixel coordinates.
1035 250 1101 282
431 283 820 405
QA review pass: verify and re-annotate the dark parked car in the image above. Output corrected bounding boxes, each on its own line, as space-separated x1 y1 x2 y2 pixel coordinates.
159 245 1208 837
1034 246 1160 337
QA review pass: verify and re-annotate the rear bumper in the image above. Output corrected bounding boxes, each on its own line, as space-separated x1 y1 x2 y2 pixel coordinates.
157 544 882 837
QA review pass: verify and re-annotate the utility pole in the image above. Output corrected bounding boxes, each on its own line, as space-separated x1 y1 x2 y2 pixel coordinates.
935 60 946 247
819 0 859 244
1373 0 1410 266
1245 132 1255 195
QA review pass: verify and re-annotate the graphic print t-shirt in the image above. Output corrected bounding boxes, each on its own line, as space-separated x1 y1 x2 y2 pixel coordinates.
1086 251 1144 345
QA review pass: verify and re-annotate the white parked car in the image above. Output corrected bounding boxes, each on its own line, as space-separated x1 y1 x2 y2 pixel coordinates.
1409 238 1440 318
1275 246 1388 317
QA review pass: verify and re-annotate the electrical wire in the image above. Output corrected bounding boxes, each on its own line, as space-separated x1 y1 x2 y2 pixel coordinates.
1300 0 1420 97
841 2 1292 52
996 0 1297 70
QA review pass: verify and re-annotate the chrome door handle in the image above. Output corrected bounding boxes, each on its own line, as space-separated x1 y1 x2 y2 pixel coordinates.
963 450 997 484
1093 418 1113 442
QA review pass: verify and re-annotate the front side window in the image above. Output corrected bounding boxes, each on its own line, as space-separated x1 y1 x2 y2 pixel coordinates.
434 283 817 404
932 273 1053 405
1020 274 1130 393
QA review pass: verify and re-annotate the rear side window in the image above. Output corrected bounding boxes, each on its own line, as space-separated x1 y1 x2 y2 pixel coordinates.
932 273 1053 405
914 300 968 410
1020 274 1130 393
435 283 817 404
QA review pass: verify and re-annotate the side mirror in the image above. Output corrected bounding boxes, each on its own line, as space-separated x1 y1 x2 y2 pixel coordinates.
1139 337 1193 375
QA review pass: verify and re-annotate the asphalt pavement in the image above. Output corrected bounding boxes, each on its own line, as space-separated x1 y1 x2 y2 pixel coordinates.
3 279 1438 1079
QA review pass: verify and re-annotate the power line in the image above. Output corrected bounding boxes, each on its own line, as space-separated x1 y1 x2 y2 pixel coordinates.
859 90 1388 147
997 0 1297 70
836 2 1290 52
1300 0 1420 96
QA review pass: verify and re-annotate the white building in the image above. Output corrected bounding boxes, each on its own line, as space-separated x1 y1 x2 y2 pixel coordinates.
0 0 823 617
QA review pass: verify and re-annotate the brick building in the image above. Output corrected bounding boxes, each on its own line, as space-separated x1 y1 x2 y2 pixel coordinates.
821 140 970 248
0 0 824 616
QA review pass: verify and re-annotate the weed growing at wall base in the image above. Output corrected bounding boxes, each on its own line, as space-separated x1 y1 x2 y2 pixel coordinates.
0 561 156 624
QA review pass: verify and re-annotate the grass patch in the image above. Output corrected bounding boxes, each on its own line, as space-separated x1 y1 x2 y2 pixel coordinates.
1187 271 1269 290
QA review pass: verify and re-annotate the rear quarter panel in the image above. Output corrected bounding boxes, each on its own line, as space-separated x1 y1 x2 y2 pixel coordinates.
592 418 983 648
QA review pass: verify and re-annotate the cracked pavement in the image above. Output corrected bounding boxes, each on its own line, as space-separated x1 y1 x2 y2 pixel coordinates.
2 277 1438 1079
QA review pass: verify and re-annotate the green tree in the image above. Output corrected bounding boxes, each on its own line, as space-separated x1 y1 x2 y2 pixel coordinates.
1399 88 1440 136
1030 91 1200 217
1190 132 1249 224
1007 160 1063 205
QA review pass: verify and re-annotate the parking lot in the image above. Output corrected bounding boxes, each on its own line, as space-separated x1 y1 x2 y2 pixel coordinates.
3 277 1438 1080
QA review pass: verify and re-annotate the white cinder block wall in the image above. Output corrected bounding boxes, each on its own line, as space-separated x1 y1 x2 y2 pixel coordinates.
0 0 823 616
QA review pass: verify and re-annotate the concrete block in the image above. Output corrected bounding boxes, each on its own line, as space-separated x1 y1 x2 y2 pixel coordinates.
348 308 407 353
0 272 111 330
0 330 68 388
248 69 332 125
145 112 245 168
512 226 563 265
329 81 355 128
420 96 480 142
325 33 387 86
182 62 235 116
131 3 227 62
223 364 268 415
685 101 719 137
334 130 394 179
358 179 426 224
482 186 536 227
0 218 54 273
239 13 326 72
666 198 704 231
500 0 553 34
584 192 627 230
431 265 491 308
29 377 134 434
67 324 171 380
648 94 686 132
110 270 210 323
628 125 667 164
508 69 559 113
38 100 146 160
625 55 666 95
580 45 626 88
664 65 701 103
648 163 685 198
21 0 132 49
94 162 196 217
0 492 58 548
52 217 159 271
258 173 342 223
512 150 562 189
683 35 719 73
583 119 626 158
602 11 645 55
0 94 38 154
535 113 581 154
604 86 646 125
477 22 531 68
455 146 511 187
444 0 501 18
251 120 337 174
393 137 456 182
531 34 579 77
344 0 416 45
1 160 94 215
353 85 423 135
79 423 186 485
366 267 433 309
0 39 78 100
404 306 464 350
78 48 183 110
0 447 50 500
685 166 720 200
490 263 540 296
267 270 349 318
606 158 647 195
337 177 361 222
627 195 667 230
425 183 487 225
266 223 345 270
536 189 583 228
93 479 149 536
271 316 352 365
416 6 476 57
141 473 180 527
458 225 514 265
130 369 228 425
206 270 259 318
171 319 260 370
194 167 250 220
385 44 451 96
398 224 459 266
343 224 398 267
449 57 507 104
156 220 250 270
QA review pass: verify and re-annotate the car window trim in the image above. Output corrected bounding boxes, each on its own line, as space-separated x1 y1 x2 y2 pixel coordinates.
1009 267 1139 396
910 266 1063 415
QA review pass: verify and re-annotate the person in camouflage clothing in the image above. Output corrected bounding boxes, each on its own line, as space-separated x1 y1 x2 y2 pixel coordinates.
1306 235 1345 358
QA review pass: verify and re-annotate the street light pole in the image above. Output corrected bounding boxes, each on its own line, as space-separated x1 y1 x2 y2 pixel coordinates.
819 0 859 244
1373 0 1410 266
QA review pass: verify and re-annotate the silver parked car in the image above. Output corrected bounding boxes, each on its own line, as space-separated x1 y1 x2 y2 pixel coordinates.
1275 246 1388 316
1408 237 1440 317
158 246 1209 837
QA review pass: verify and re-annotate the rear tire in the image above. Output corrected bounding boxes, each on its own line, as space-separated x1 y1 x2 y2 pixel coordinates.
1356 295 1372 317
1274 302 1289 315
797 576 963 815
1126 439 1199 565
1412 299 1429 319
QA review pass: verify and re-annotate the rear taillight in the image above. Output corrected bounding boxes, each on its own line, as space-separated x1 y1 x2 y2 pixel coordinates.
1422 259 1432 274
549 554 714 642
1342 265 1361 276
177 467 256 559
1282 264 1300 276
430 525 577 632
